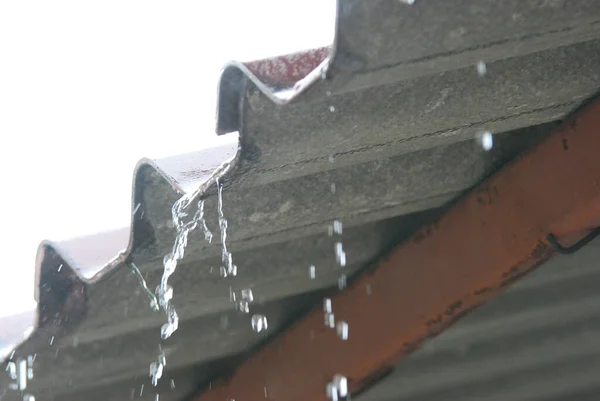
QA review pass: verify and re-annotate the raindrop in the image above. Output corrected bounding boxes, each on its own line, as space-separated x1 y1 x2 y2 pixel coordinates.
170 379 176 389
49 336 54 345
323 298 332 313
133 203 141 216
335 242 347 267
238 300 250 314
251 314 268 333
57 264 63 272
326 382 338 401
332 220 343 235
241 288 254 303
336 321 349 340
155 395 160 401
477 131 494 151
309 265 316 279
325 313 335 328
476 61 487 76
329 106 336 113
334 375 348 397
338 275 347 290
140 384 145 397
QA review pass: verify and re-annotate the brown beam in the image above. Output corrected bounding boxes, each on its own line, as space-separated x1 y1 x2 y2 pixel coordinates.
194 99 600 401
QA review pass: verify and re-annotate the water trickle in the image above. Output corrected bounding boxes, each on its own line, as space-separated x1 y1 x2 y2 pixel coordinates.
336 321 349 340
140 384 145 397
130 262 159 311
217 180 237 277
157 197 212 340
476 61 487 76
309 265 316 279
155 394 160 401
251 314 268 332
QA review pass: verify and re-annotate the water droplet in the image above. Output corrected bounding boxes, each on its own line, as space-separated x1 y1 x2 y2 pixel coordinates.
264 387 268 398
170 379 176 389
323 298 332 313
133 203 141 216
23 395 35 401
149 361 163 387
309 265 316 279
336 321 349 340
140 384 145 396
57 264 63 272
18 359 27 390
335 242 346 267
238 300 250 314
324 312 335 328
332 220 343 235
331 183 336 194
251 314 268 332
476 61 487 76
329 105 336 112
477 131 494 151
49 336 54 345
338 275 347 290
241 288 254 303
326 382 338 401
333 375 348 397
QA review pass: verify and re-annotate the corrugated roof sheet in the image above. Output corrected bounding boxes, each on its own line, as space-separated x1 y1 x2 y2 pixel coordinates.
3 0 600 400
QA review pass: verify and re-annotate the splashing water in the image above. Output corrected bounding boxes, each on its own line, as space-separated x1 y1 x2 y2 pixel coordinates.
217 180 237 277
251 314 268 333
157 197 212 340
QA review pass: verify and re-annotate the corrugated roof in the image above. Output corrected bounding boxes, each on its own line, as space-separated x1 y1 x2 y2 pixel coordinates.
3 0 600 400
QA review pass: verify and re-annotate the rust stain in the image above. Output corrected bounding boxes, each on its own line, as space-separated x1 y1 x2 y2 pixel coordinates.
193 100 600 401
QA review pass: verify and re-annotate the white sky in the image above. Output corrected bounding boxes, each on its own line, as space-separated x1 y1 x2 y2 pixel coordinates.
0 1 335 317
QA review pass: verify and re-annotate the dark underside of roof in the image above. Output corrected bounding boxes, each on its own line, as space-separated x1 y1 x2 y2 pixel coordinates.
4 1 600 400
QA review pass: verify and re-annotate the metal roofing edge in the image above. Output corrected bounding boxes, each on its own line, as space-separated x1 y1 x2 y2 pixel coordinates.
4 0 600 387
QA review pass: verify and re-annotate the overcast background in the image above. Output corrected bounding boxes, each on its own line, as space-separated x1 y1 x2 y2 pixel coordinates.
0 1 335 317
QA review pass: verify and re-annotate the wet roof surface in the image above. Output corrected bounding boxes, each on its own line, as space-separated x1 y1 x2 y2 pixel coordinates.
3 0 600 400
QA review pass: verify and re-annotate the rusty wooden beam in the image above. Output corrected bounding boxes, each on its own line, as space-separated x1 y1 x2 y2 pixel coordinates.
194 98 600 401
